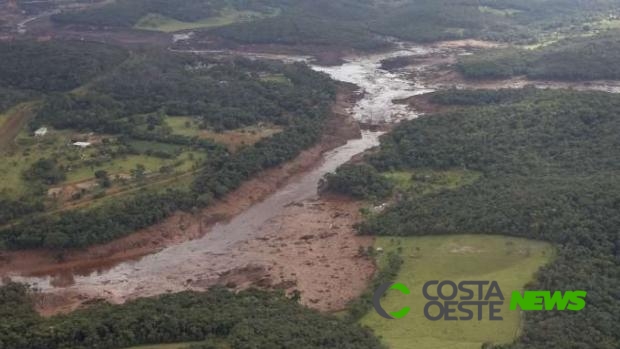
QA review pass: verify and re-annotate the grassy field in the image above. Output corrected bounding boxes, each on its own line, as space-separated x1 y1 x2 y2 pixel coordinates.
0 124 205 199
478 6 522 17
383 169 481 195
0 102 38 151
125 340 229 349
63 151 203 183
167 117 283 151
135 7 279 33
362 235 554 349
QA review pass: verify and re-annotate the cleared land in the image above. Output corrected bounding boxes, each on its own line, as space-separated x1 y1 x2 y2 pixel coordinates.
125 341 227 349
0 102 38 151
383 169 481 194
362 235 554 349
0 126 204 203
135 8 279 33
167 117 283 151
125 343 199 349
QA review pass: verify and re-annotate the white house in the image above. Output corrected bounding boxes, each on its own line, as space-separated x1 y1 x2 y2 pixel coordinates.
72 141 92 148
34 127 48 137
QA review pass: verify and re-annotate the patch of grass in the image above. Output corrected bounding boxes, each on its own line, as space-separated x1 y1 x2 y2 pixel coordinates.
0 111 9 129
126 140 183 153
135 7 279 33
64 151 204 183
0 124 205 199
362 235 554 349
259 73 291 84
166 116 201 137
124 343 195 349
383 169 481 194
0 128 72 196
124 339 230 349
201 125 283 151
478 6 522 17
596 18 620 30
166 117 283 152
0 102 39 151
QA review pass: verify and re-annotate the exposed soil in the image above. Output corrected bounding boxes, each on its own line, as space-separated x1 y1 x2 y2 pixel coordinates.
30 193 375 316
0 85 363 312
229 194 375 312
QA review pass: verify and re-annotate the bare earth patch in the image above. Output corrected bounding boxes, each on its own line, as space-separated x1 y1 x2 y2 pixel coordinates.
234 195 375 311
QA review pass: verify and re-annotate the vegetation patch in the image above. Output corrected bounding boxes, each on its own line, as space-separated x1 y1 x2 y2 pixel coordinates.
362 235 553 349
135 8 279 33
166 117 284 151
0 46 337 249
125 341 227 349
459 30 620 80
478 6 523 17
0 285 384 349
383 169 481 194
344 89 620 349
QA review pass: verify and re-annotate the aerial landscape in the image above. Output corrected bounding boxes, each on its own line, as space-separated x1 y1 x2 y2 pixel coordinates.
0 0 619 348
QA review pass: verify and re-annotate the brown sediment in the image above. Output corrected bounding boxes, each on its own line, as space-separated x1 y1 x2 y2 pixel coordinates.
0 84 361 282
231 194 376 312
32 193 376 316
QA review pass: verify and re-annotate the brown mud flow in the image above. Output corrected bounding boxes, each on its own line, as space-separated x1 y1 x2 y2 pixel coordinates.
6 39 615 316
3 42 445 315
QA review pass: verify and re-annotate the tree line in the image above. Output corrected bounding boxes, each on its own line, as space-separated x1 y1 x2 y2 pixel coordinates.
0 283 385 349
53 0 620 48
334 89 620 349
0 49 337 249
458 31 620 81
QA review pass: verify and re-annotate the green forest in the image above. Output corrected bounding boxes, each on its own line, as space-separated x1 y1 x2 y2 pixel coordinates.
0 41 126 113
0 283 385 349
51 0 283 28
0 42 337 250
51 0 620 48
458 30 620 80
329 89 620 348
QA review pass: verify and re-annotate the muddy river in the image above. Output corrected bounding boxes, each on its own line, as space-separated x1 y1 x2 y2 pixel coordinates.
8 40 620 309
8 44 442 304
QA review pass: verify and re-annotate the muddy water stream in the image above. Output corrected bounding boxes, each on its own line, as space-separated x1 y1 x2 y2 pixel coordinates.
9 40 620 305
8 44 438 303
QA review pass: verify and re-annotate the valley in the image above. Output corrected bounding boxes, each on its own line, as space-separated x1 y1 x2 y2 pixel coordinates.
1 1 620 349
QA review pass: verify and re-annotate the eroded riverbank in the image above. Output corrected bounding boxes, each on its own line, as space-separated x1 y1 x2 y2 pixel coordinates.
3 42 443 315
5 39 618 316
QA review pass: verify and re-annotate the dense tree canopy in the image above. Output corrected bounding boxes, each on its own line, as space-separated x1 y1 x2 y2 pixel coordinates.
0 284 385 349
323 164 394 200
0 41 127 92
0 49 337 250
52 0 285 27
34 52 334 133
333 89 620 349
458 31 620 80
53 0 620 47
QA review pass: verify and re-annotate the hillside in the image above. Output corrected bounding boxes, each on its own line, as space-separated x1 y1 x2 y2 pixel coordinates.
327 89 620 348
50 0 620 47
458 31 620 80
0 42 337 250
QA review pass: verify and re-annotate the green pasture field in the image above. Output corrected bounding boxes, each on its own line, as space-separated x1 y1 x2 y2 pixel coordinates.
362 235 554 349
135 7 279 33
